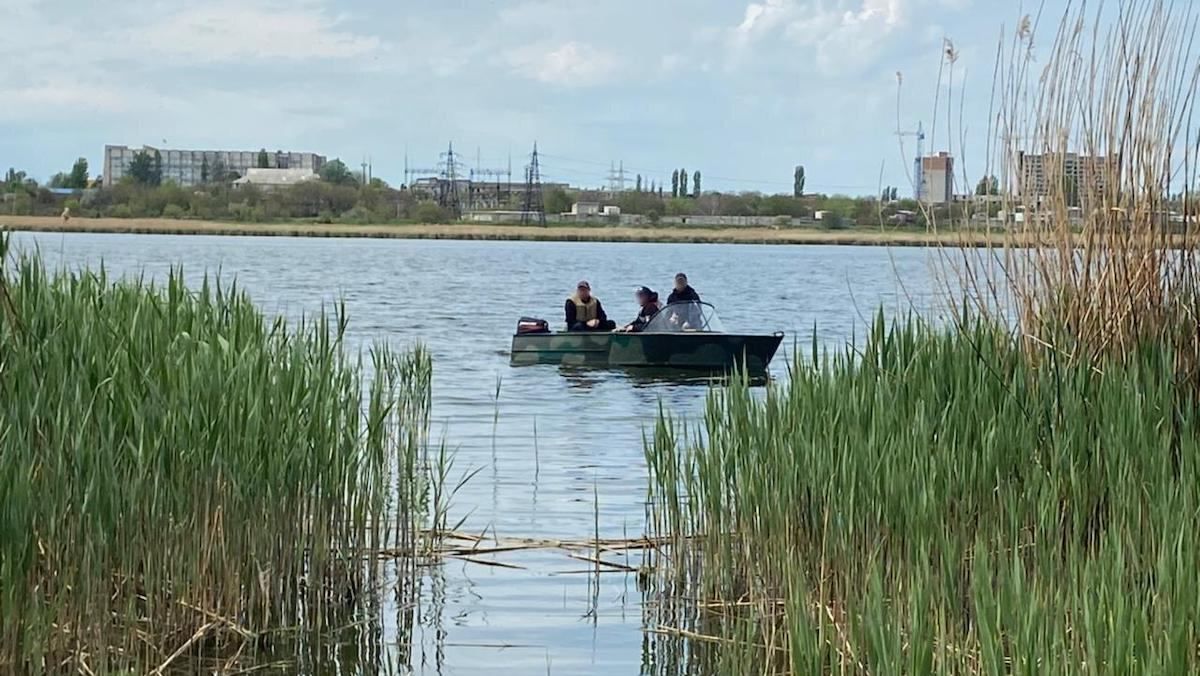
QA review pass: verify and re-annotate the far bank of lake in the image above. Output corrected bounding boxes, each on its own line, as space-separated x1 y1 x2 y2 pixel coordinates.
2 215 1006 247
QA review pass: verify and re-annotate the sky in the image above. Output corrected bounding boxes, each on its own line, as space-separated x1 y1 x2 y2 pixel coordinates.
0 0 1044 195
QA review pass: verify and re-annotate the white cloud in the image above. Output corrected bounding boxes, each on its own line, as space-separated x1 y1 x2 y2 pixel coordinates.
727 0 919 75
0 82 126 117
733 0 793 45
130 1 381 63
506 41 619 86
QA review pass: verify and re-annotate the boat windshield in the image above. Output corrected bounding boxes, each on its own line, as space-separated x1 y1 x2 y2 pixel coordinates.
643 302 726 333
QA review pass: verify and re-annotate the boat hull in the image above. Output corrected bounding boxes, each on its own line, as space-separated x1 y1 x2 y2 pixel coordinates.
510 331 783 373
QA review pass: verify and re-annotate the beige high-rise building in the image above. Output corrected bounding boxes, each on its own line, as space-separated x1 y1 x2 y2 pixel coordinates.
916 152 954 204
1016 152 1118 201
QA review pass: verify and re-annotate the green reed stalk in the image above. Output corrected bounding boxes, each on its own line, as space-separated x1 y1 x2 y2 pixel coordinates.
0 238 432 672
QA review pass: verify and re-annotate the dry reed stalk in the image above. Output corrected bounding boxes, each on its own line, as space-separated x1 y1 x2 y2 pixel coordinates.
938 0 1200 366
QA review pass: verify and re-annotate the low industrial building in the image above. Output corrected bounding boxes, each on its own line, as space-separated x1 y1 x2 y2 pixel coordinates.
103 145 326 187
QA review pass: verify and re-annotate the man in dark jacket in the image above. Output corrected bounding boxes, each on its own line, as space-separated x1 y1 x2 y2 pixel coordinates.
667 273 701 304
619 286 663 332
565 280 616 331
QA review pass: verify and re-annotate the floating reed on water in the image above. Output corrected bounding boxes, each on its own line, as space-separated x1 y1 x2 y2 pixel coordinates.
0 233 432 673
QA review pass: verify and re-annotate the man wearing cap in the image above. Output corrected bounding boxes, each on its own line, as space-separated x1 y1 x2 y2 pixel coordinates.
667 273 701 304
565 281 615 331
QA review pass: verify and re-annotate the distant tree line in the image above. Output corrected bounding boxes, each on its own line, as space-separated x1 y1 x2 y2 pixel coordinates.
4 159 1000 229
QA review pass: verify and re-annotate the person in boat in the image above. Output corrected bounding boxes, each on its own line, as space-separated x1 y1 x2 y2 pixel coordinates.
565 280 616 332
667 273 701 304
664 273 703 330
619 286 663 332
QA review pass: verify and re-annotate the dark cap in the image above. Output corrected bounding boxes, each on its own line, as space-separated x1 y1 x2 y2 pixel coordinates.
576 280 591 290
674 272 688 281
635 286 653 296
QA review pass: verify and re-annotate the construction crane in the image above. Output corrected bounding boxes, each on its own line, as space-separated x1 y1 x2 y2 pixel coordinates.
896 122 926 200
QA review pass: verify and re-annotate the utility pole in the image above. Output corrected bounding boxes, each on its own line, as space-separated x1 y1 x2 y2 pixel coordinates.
521 142 546 226
438 142 461 218
607 161 628 194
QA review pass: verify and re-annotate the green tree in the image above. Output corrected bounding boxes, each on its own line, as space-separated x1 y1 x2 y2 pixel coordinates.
680 168 689 197
413 201 449 223
210 158 231 183
890 187 898 201
671 170 679 198
4 168 28 191
544 187 573 215
257 149 270 169
882 186 891 202
201 156 210 183
636 174 643 192
48 173 70 189
975 175 999 196
692 170 701 198
820 210 845 229
794 166 806 197
153 151 163 186
68 157 88 189
319 159 357 186
128 151 160 186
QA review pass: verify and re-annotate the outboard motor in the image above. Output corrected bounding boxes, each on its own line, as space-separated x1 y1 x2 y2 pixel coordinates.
516 317 551 335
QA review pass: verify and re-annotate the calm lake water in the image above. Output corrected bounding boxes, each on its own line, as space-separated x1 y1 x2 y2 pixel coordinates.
11 232 941 675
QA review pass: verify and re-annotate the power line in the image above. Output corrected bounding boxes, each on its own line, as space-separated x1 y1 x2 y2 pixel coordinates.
537 151 875 191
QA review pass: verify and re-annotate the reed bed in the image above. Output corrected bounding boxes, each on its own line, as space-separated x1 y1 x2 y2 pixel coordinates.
642 2 1200 672
0 233 433 673
940 0 1200 365
645 316 1200 674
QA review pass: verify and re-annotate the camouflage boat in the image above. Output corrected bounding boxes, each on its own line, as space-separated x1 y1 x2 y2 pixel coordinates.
510 301 784 373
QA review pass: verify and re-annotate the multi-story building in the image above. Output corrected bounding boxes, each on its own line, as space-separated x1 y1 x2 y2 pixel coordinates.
1016 152 1118 202
103 145 326 187
915 152 954 204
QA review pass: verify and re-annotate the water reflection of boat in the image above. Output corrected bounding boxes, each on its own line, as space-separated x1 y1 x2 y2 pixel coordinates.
511 302 784 375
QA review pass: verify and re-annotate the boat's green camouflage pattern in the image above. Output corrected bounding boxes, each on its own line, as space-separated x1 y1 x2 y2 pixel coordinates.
510 331 783 373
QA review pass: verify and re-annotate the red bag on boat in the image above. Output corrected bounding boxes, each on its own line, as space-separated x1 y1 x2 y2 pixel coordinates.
516 317 550 334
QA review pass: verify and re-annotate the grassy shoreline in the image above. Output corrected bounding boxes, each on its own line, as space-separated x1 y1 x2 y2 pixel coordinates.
0 215 1006 247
